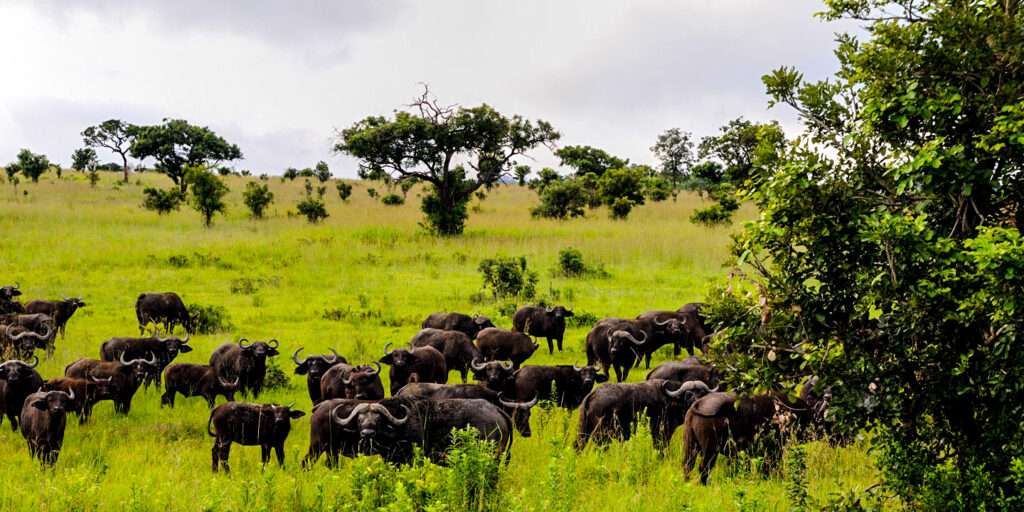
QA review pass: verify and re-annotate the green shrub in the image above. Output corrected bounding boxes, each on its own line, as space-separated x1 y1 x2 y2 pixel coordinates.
336 181 353 201
262 357 291 390
142 187 184 214
566 310 598 328
186 303 232 334
609 197 635 220
690 204 733 226
443 428 501 512
242 181 274 218
643 176 672 202
296 198 328 223
531 179 587 219
478 256 538 299
557 247 586 276
381 193 405 206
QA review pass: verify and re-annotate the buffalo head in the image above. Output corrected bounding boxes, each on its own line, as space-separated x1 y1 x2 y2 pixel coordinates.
545 305 574 320
0 355 39 383
608 329 646 358
380 342 418 369
332 402 409 439
652 315 684 337
662 380 716 407
572 360 609 387
470 358 515 391
343 363 382 400
88 376 118 401
120 352 158 383
292 347 341 378
30 389 77 414
156 330 191 359
0 283 21 301
498 392 539 437
236 338 280 372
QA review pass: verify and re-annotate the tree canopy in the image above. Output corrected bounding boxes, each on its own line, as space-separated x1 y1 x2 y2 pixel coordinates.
698 118 785 184
650 128 695 188
129 119 242 193
6 149 57 183
555 145 628 177
82 119 136 183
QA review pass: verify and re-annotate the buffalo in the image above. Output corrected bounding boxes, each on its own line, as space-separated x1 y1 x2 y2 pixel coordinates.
135 292 198 335
64 353 158 414
422 312 495 340
469 358 517 392
510 361 608 409
646 361 719 388
0 314 57 355
585 319 650 381
207 401 305 472
475 327 538 369
100 331 193 388
409 328 481 383
0 355 43 430
303 398 370 468
20 389 77 465
395 382 539 437
320 363 386 401
0 283 24 314
25 297 86 338
512 305 573 354
379 343 447 396
43 377 117 424
676 303 710 355
634 311 688 366
162 363 240 408
2 323 51 359
291 347 345 403
209 339 280 398
577 379 715 450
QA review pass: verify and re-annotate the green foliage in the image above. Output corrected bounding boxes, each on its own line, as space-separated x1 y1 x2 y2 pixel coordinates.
443 429 501 512
478 256 538 299
262 356 292 391
185 165 229 227
314 161 331 182
185 303 232 334
514 164 531 186
82 119 135 182
531 167 562 192
555 145 628 177
643 176 672 202
698 117 785 185
691 161 725 184
282 168 299 181
336 181 353 201
71 148 98 172
690 204 733 226
304 179 314 197
596 167 645 219
531 179 586 219
141 187 184 214
6 149 56 183
242 181 274 219
786 445 809 512
296 198 328 223
651 128 695 188
380 193 405 206
553 247 608 279
88 170 100 188
129 118 242 193
609 197 635 220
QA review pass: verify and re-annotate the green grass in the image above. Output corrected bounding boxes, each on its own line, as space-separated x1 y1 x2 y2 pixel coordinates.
0 171 880 511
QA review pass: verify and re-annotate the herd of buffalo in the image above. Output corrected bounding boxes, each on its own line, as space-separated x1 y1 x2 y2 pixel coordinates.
0 285 834 484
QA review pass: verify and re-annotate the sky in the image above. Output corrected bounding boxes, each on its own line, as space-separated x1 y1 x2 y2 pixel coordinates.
0 1 861 177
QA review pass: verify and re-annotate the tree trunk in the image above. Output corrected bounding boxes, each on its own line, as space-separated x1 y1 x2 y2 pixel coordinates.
121 153 129 183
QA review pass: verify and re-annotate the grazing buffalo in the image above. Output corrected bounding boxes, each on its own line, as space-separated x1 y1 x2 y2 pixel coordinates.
320 363 386 401
682 391 814 484
646 361 719 388
162 363 240 408
422 312 495 340
585 318 650 382
330 397 512 465
0 314 57 355
634 311 688 366
379 343 447 396
676 303 710 355
25 297 86 338
209 339 280 398
395 382 539 437
44 377 117 424
100 331 193 388
2 323 51 359
0 355 43 430
20 390 77 465
475 328 538 369
409 328 481 383
291 347 345 403
135 292 198 335
512 305 574 354
0 283 24 314
470 358 517 392
577 379 715 450
510 362 608 409
303 398 370 468
207 402 305 472
64 353 157 414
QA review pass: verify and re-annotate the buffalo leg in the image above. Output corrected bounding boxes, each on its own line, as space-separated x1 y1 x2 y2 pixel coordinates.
80 403 93 424
275 444 285 467
613 365 624 383
261 445 271 468
161 390 175 408
547 338 554 355
213 440 231 472
698 439 719 485
556 336 563 352
7 412 17 431
204 393 216 408
682 425 698 478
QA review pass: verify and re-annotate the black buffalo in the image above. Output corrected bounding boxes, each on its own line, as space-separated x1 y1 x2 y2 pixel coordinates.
646 361 719 387
676 303 710 355
380 343 447 396
0 355 43 430
634 311 688 366
64 353 157 414
409 328 482 383
99 331 193 388
475 327 538 369
2 323 51 359
135 292 198 335
25 297 86 338
209 339 280 398
43 377 117 424
585 318 650 382
577 379 714 450
0 283 24 314
207 402 305 472
512 305 574 354
510 361 608 409
469 358 517 392
422 312 495 340
303 398 370 468
320 363 386 401
291 347 345 403
0 314 57 355
20 389 77 465
162 363 240 408
395 382 539 437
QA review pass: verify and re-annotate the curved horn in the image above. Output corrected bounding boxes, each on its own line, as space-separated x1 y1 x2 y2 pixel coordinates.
238 338 252 349
568 305 573 312
365 362 381 377
36 323 52 340
546 306 554 313
218 376 233 387
371 403 409 425
286 402 294 409
66 388 75 401
13 282 19 290
332 403 371 426
710 379 721 393
501 360 513 371
573 360 583 372
653 315 670 326
383 342 393 355
327 347 339 363
595 362 604 372
498 392 538 410
470 358 485 371
120 352 130 364
292 347 306 365
144 352 157 366
624 330 647 345
267 339 279 349
232 376 240 386
25 355 39 369
179 331 190 344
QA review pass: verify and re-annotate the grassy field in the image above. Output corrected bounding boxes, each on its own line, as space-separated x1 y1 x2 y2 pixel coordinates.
0 171 879 511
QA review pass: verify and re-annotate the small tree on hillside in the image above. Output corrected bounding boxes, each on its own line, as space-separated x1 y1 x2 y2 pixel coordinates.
82 119 136 183
651 128 695 189
514 165 531 186
597 167 645 220
4 166 19 194
336 181 352 201
314 161 331 182
242 181 274 219
129 119 242 193
142 187 184 214
71 148 98 172
7 149 57 183
185 165 229 227
531 179 587 219
296 198 328 223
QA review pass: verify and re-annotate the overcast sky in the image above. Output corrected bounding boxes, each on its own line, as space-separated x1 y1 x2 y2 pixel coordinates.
0 1 860 177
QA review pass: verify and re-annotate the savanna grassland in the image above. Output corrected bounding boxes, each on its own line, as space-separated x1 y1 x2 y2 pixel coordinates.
0 171 878 511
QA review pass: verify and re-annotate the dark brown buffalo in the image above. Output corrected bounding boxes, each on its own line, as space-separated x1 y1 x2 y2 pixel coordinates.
99 331 193 388
161 363 240 408
475 327 538 369
320 363 385 401
380 343 447 395
676 303 710 355
64 353 157 414
207 401 305 472
409 328 481 383
646 361 719 387
135 292 198 335
512 305 574 354
303 398 371 468
469 358 517 392
20 390 77 465
634 311 688 366
585 318 650 382
291 347 345 403
395 382 539 437
2 323 51 359
209 339 280 398
510 362 608 409
576 379 714 450
682 391 814 484
0 356 43 430
330 397 512 465
0 314 57 355
421 312 495 340
25 297 86 338
43 377 117 424
0 283 24 315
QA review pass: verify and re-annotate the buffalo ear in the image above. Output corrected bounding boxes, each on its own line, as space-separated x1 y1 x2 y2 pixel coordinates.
267 348 280 357
289 410 306 419
179 345 194 353
379 354 394 366
596 374 609 383
31 399 48 410
294 363 309 375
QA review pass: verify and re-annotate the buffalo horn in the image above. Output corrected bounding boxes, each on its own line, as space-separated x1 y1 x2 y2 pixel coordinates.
573 360 582 372
327 347 339 363
66 388 75 401
120 352 130 364
498 392 539 410
653 315 670 326
286 402 294 409
365 362 381 377
371 403 409 425
267 339 279 349
470 357 486 371
13 282 19 290
545 306 554 313
238 338 252 349
624 330 647 345
179 331 190 344
218 376 233 387
501 360 513 371
292 347 306 365
25 355 39 369
383 342 393 355
332 403 372 426
91 376 113 383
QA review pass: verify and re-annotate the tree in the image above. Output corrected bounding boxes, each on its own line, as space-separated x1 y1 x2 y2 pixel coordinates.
698 118 785 184
709 1 1024 508
7 149 57 183
242 182 274 219
531 168 562 192
282 168 299 181
514 165 531 186
141 187 184 214
596 167 645 219
336 181 352 201
530 179 587 219
82 119 136 183
314 161 331 183
71 148 98 172
335 86 560 236
690 161 725 184
4 166 18 194
651 128 695 188
555 145 628 177
185 165 229 227
296 198 328 223
129 119 242 193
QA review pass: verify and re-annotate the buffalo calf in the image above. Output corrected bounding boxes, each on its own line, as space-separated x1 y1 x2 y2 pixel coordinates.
20 389 77 465
207 402 305 472
162 363 239 408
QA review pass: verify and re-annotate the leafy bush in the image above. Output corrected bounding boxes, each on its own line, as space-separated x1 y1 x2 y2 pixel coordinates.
381 193 405 206
643 176 672 202
421 189 469 236
690 204 733 226
531 179 587 219
609 197 635 220
262 357 291 390
444 428 501 512
367 187 378 199
478 256 537 299
242 181 274 218
88 170 100 187
142 187 184 214
186 303 232 334
336 181 352 201
186 166 229 227
566 310 598 328
314 161 331 182
597 167 646 217
552 247 609 278
296 198 328 223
